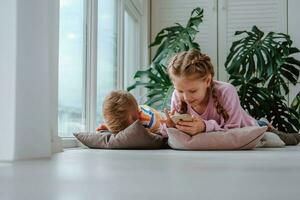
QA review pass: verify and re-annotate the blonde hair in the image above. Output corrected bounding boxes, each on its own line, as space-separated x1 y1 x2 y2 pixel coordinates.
167 49 229 122
103 90 139 133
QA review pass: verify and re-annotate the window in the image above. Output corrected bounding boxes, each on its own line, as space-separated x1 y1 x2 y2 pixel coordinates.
96 0 118 125
124 8 140 98
58 0 86 137
59 0 119 137
123 1 143 102
58 0 145 139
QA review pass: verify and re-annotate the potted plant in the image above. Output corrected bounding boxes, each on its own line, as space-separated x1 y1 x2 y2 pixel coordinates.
225 26 300 133
128 7 300 133
127 7 203 110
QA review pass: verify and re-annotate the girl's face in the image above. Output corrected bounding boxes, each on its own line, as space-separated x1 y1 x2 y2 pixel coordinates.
172 75 212 108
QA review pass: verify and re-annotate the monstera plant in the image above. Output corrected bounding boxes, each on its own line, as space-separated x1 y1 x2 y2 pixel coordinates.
128 7 300 133
291 92 300 117
225 26 300 133
127 7 203 110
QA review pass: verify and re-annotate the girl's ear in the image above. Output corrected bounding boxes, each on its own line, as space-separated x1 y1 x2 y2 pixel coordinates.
205 74 212 87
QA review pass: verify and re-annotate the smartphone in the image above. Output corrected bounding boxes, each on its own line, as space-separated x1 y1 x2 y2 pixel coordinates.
171 114 193 124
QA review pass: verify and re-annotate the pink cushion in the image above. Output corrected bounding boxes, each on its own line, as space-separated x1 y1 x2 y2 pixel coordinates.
167 126 267 150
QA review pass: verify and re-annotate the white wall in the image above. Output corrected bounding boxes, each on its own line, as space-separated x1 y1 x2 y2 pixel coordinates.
0 0 17 161
288 0 300 61
48 0 62 154
0 0 59 161
288 0 300 103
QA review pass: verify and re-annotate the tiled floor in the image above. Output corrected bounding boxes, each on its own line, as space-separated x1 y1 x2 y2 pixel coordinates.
1 146 300 200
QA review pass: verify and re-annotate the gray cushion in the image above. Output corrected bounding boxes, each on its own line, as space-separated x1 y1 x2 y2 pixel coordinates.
74 120 165 149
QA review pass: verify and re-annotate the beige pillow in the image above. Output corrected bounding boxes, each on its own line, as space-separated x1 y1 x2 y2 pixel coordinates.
74 120 166 149
167 126 267 150
256 131 285 148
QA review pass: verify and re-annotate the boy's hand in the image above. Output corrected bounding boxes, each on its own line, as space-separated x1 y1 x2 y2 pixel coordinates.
96 124 108 131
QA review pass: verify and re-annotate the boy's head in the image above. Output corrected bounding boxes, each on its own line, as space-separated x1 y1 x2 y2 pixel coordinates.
103 90 139 133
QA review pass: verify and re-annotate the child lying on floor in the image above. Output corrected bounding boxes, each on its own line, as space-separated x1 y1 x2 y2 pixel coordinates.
96 90 300 145
96 90 173 137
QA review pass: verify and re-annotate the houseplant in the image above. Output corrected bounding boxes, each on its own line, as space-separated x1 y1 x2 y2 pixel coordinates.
225 26 300 133
127 7 203 110
128 8 300 133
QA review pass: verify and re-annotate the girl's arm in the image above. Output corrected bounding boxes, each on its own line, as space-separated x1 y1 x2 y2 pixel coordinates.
175 116 206 135
170 91 207 135
174 84 256 134
203 84 255 132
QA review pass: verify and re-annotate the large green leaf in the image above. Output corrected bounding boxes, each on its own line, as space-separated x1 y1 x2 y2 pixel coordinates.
150 7 203 66
291 92 300 117
266 94 300 133
226 26 300 96
128 7 204 110
226 25 300 132
127 63 173 110
237 81 299 132
234 78 270 119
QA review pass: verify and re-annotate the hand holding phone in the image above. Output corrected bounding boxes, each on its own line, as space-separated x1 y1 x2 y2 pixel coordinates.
171 114 193 124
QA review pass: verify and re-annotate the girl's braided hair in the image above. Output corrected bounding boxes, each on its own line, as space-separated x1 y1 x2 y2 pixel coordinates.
167 49 229 122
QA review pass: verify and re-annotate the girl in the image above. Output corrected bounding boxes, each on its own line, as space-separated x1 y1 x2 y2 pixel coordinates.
164 49 259 136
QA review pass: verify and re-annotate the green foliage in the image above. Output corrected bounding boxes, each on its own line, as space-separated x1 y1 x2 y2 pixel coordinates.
127 7 204 110
150 7 203 66
127 7 300 133
291 92 300 117
226 26 300 132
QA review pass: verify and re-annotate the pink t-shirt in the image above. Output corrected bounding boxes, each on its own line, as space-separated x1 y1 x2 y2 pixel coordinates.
171 80 256 132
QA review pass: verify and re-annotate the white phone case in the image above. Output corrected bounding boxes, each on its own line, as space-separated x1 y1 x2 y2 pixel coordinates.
171 114 193 124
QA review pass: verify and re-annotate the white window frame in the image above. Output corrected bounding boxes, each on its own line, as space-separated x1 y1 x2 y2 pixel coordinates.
122 0 142 97
85 0 98 133
57 0 149 149
59 0 99 148
117 0 143 92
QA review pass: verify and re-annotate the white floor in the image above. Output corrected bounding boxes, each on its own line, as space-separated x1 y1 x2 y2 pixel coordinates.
1 146 300 200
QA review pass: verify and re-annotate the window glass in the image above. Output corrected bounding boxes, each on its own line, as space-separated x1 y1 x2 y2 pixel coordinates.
124 9 139 99
58 0 86 137
96 0 118 125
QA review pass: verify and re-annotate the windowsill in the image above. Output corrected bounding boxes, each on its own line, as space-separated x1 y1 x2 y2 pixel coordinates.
62 137 80 148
